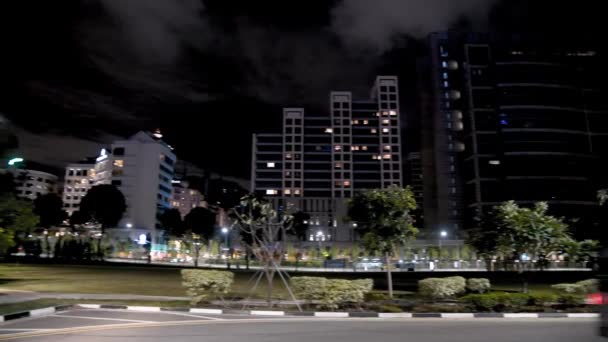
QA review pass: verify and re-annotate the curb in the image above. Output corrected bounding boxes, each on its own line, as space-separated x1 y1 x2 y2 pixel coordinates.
1 304 599 323
73 304 600 319
0 305 71 323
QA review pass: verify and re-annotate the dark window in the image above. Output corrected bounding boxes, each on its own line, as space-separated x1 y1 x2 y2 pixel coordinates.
68 170 74 176
286 119 293 125
295 136 302 143
380 86 387 92
295 119 302 125
82 170 88 176
333 102 340 109
111 180 122 186
37 177 42 182
113 147 125 156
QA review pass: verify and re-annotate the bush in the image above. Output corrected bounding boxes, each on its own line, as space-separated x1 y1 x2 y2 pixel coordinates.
462 293 500 311
557 293 585 306
467 278 491 294
551 283 585 294
365 292 389 302
291 277 327 302
321 278 373 310
576 279 599 294
291 277 373 310
378 304 403 313
181 269 234 305
418 276 466 299
529 293 558 306
500 293 529 307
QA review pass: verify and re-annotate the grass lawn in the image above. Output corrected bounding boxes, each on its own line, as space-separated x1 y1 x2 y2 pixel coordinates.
0 264 290 299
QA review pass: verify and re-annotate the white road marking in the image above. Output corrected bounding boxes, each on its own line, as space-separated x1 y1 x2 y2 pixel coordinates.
156 311 223 321
0 329 55 332
53 314 156 323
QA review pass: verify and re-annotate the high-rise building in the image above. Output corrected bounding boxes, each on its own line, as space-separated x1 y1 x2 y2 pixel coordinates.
93 131 176 242
62 161 95 216
405 152 424 225
252 76 404 243
171 181 205 218
423 32 608 239
7 168 57 200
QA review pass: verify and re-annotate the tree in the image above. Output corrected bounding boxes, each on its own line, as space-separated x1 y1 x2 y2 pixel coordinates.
184 207 216 267
33 193 67 228
159 208 184 237
289 211 310 242
79 185 126 259
0 172 15 195
599 189 607 206
467 212 503 271
68 210 89 230
0 195 39 256
347 185 418 298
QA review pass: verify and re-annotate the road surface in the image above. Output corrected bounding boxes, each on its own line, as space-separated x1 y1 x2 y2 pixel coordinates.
0 308 603 341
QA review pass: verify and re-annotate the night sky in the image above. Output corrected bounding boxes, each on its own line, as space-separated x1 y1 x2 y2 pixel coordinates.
0 0 604 179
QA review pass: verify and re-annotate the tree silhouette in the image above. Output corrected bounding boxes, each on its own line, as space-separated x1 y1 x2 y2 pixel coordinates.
184 207 216 267
79 185 126 259
33 193 66 228
159 208 185 237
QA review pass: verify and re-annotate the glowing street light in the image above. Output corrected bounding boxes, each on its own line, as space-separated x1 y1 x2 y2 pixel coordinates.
125 223 133 228
440 230 448 238
7 157 24 166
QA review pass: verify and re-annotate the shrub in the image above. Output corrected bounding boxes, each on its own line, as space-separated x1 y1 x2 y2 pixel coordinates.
462 293 500 311
576 279 599 294
529 293 558 306
418 277 466 299
557 293 585 306
378 304 403 313
551 283 585 294
181 269 234 305
321 278 373 310
365 292 389 302
291 277 373 310
291 277 327 302
467 278 491 294
500 293 530 307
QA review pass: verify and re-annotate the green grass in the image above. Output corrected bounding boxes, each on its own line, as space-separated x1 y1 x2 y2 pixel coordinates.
0 264 290 299
0 299 191 315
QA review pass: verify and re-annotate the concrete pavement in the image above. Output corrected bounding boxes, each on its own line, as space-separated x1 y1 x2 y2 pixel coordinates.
0 308 604 341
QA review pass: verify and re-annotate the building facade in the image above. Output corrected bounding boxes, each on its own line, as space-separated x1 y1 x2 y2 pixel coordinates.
93 131 176 242
171 181 205 218
423 32 608 239
8 168 58 200
62 162 95 216
252 76 404 243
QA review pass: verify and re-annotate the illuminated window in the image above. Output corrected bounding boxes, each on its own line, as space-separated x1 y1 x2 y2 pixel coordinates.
362 146 368 151
325 128 333 133
285 153 292 159
389 110 397 116
334 145 342 151
383 154 392 160
382 119 390 124
113 160 124 167
384 145 391 151
284 189 291 195
382 128 389 133
294 189 301 195
285 171 292 176
343 180 351 186
372 155 379 160
352 146 359 151
489 160 501 165
266 189 278 195
363 120 369 125
335 162 342 168
352 120 359 124
371 129 377 134
267 162 275 168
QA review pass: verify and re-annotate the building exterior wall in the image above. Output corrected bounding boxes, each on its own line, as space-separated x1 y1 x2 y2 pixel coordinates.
8 169 58 200
425 32 608 240
62 163 95 216
171 184 204 218
252 76 405 244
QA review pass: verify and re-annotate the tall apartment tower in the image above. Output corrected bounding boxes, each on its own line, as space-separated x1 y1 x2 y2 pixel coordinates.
94 131 176 243
62 161 95 216
423 32 608 240
252 76 404 244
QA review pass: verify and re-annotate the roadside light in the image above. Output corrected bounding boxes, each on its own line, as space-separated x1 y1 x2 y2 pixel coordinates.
7 157 24 166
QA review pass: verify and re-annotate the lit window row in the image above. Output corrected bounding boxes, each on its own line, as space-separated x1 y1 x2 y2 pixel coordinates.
372 154 393 160
351 146 369 151
335 180 351 187
351 119 370 125
283 189 302 195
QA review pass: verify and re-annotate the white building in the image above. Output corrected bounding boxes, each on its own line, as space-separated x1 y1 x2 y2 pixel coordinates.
170 181 205 218
62 162 95 216
6 168 58 200
93 131 176 243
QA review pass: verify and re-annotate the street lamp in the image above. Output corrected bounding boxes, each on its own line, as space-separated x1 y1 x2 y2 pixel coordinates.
438 230 448 269
125 223 133 228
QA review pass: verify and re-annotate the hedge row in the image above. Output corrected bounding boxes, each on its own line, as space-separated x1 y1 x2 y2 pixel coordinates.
291 276 373 310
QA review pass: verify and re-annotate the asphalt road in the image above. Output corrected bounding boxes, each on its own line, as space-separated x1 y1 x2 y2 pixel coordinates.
0 309 604 341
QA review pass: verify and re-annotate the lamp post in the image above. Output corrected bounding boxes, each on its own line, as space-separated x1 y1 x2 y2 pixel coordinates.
316 230 323 260
221 227 230 269
438 230 447 269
